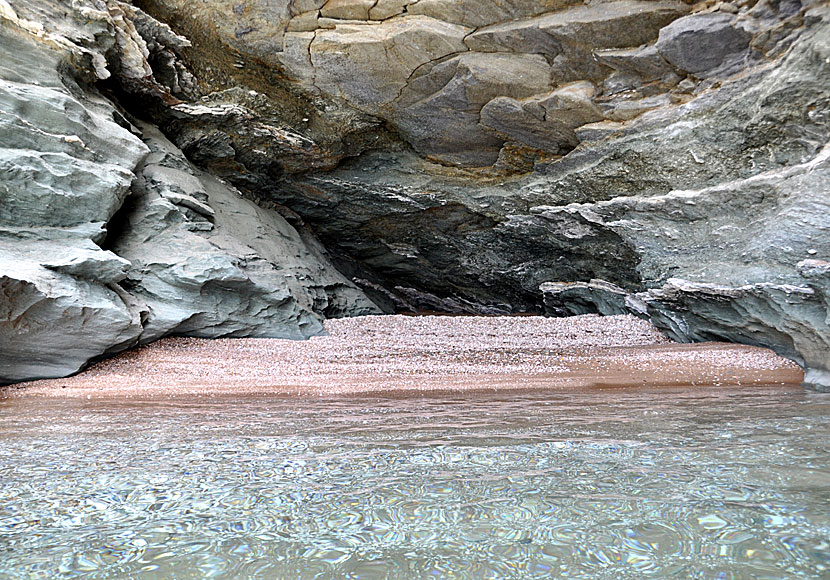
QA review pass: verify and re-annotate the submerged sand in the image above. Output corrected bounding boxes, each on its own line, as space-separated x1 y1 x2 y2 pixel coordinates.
5 314 803 398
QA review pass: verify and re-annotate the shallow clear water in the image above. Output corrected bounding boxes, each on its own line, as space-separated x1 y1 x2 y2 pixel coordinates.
1 387 829 579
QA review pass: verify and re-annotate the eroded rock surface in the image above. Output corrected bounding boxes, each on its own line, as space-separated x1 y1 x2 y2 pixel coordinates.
2 0 829 389
0 0 378 383
111 122 379 344
0 4 148 381
536 136 830 388
140 0 691 165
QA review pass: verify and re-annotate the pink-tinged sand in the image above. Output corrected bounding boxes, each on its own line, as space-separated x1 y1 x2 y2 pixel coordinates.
5 315 804 398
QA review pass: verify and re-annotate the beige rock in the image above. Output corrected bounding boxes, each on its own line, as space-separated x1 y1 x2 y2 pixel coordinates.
317 17 379 28
538 81 604 128
280 32 317 86
598 93 673 121
408 0 583 28
400 52 552 111
466 0 688 82
320 0 376 20
287 10 320 32
480 82 604 153
395 52 553 165
293 0 327 13
307 15 470 109
369 0 411 20
574 120 625 143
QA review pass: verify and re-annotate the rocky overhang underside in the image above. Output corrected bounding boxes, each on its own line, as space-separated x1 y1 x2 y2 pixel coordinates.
1 0 828 389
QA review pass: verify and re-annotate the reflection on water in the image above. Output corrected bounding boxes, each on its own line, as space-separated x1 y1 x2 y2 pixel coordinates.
1 387 829 579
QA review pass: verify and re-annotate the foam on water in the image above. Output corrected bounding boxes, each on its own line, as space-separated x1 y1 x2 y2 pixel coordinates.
1 387 828 579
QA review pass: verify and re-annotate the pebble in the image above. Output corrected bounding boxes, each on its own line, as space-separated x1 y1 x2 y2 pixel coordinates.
10 315 803 398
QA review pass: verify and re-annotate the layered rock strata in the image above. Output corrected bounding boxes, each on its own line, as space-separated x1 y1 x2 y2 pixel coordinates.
0 0 378 383
1 0 828 389
128 0 829 389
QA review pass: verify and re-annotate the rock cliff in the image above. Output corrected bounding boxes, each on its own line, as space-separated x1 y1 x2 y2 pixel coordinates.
0 0 378 383
1 0 828 389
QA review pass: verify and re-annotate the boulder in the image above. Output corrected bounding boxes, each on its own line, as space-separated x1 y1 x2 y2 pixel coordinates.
395 52 552 165
479 82 604 154
320 0 376 20
656 12 753 74
288 11 320 32
407 0 584 28
369 0 411 20
307 16 469 109
466 0 688 82
594 45 674 83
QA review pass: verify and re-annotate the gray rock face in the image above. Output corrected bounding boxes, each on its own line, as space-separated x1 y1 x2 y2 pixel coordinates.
542 275 830 392
112 123 379 343
629 279 830 392
0 4 149 382
3 0 830 392
536 135 830 388
656 12 752 74
0 0 379 384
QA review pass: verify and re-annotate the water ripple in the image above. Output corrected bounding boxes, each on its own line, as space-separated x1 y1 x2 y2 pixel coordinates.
0 387 828 579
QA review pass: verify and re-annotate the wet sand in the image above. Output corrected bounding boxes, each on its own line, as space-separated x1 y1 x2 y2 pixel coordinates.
5 315 804 398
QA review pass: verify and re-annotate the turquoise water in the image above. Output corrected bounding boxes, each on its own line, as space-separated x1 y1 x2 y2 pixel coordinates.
1 387 829 579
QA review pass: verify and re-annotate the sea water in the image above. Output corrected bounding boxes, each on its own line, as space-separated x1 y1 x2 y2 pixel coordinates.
1 387 828 579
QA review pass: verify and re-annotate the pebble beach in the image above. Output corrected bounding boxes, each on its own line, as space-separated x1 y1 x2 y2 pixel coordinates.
6 314 804 398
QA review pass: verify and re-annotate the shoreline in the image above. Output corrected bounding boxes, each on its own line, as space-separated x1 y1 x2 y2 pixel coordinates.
4 315 804 399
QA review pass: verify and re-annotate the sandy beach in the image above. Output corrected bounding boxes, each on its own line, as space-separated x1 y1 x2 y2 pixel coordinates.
4 315 804 398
